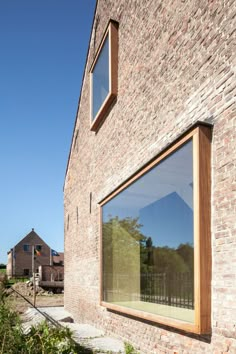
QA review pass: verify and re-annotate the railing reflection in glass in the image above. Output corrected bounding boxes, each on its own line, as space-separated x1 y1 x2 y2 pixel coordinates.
102 141 194 323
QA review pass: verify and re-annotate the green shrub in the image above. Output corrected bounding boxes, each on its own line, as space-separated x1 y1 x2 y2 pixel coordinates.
24 321 79 354
0 292 26 353
0 289 92 353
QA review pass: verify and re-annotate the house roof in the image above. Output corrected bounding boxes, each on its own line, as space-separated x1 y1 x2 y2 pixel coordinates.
8 228 51 251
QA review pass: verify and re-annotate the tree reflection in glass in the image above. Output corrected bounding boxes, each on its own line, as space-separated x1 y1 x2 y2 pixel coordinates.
102 141 194 323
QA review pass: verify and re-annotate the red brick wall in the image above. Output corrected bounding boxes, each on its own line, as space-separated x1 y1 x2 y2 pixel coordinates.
39 265 64 281
8 230 51 277
64 0 236 352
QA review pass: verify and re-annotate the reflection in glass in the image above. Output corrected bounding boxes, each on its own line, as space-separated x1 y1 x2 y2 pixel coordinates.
102 141 194 323
92 36 109 120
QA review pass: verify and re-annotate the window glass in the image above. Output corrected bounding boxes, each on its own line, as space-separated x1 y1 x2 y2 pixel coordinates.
23 269 29 276
23 244 30 252
102 141 194 323
92 36 109 120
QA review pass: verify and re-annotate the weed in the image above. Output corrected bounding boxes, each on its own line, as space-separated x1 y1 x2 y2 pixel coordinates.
124 342 139 354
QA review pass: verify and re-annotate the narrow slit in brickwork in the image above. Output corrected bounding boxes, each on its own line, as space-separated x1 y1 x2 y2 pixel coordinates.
90 192 92 214
73 129 79 151
67 214 70 231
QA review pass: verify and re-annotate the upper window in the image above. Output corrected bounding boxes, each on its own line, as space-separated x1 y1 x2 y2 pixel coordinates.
92 36 109 119
23 244 30 252
100 124 211 334
90 20 118 131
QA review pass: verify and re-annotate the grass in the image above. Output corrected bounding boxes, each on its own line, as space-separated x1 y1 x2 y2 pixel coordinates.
3 277 29 289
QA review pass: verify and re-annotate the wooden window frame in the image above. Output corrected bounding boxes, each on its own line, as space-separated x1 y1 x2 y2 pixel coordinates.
90 20 118 131
99 124 212 334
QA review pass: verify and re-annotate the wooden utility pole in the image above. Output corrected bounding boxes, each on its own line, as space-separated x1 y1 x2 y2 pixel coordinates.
32 245 36 307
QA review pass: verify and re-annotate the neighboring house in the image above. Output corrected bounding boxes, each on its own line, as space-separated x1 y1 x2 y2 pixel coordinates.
52 252 64 266
64 1 236 353
7 229 55 277
38 253 64 293
38 264 64 282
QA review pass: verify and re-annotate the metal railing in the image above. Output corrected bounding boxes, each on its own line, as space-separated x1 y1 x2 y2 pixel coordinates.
140 272 194 309
104 272 194 310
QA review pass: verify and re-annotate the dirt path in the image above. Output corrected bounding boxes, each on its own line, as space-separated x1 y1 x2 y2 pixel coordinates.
9 293 64 314
4 282 64 314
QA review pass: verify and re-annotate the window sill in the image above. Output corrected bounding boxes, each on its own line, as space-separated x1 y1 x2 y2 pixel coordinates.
90 91 116 131
101 301 207 334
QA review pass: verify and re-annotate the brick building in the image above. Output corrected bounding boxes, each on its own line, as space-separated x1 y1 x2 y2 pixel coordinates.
7 229 51 277
64 1 236 352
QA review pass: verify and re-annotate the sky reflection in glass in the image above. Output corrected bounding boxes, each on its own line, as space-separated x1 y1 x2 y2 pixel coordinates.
92 36 109 120
103 141 193 249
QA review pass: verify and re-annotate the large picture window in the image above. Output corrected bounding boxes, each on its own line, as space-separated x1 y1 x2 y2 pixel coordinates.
100 124 211 334
90 20 118 131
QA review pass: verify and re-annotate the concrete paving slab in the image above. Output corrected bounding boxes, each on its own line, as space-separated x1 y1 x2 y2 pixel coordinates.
37 306 72 321
63 323 105 339
88 337 125 353
21 308 45 333
22 307 125 353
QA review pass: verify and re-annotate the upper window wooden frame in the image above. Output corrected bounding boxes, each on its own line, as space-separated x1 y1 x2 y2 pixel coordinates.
99 124 212 334
90 20 118 131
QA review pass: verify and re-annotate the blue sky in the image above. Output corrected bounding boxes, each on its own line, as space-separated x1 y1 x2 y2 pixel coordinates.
0 1 96 264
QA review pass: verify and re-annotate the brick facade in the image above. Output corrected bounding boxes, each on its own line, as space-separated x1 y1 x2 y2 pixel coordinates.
64 1 236 352
7 229 51 277
39 265 64 282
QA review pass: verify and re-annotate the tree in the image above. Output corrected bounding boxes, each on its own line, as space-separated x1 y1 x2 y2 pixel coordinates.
177 243 194 273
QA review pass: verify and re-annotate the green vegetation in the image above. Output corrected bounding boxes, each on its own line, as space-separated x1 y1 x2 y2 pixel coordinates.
124 342 139 354
0 291 24 353
22 322 82 354
3 276 29 289
0 289 93 353
8 277 26 284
